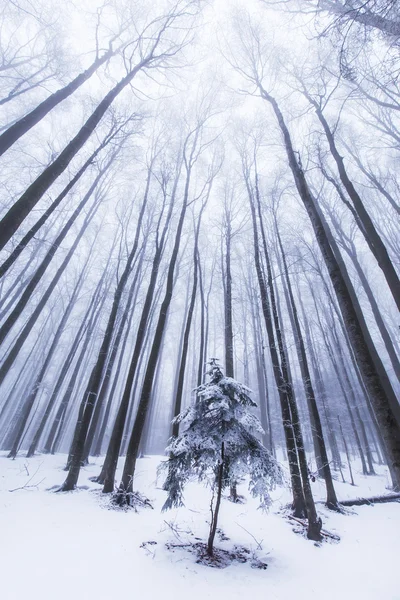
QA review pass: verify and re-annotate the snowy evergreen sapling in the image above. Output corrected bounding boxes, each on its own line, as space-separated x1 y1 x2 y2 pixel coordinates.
160 359 283 555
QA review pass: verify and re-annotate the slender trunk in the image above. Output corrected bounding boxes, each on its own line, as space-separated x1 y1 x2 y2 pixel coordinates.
7 282 79 458
196 255 206 387
207 442 225 556
275 223 338 508
0 49 115 157
116 143 197 500
253 166 321 537
59 163 152 491
0 54 153 249
0 126 121 279
310 98 400 311
82 252 144 463
0 158 110 347
27 252 107 456
0 196 99 387
244 167 306 518
338 416 355 486
43 274 107 454
100 180 179 492
259 88 400 489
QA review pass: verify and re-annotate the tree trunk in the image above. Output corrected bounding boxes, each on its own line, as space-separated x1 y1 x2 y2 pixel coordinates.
0 54 154 250
0 194 99 388
59 160 152 491
275 222 338 509
244 164 306 519
338 414 355 484
258 88 400 490
0 49 115 157
0 125 121 279
207 442 225 556
309 97 400 312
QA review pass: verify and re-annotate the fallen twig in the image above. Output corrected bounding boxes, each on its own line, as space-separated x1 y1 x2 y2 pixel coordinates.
235 522 263 550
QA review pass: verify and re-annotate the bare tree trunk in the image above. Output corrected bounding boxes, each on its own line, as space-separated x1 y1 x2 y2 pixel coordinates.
307 96 400 311
258 88 400 489
0 48 116 157
82 248 145 463
244 161 307 519
59 157 153 491
7 272 82 458
338 415 355 486
207 442 225 556
0 167 106 347
98 165 180 493
275 222 338 509
115 124 209 502
0 194 100 388
171 205 206 437
0 124 122 279
0 29 176 250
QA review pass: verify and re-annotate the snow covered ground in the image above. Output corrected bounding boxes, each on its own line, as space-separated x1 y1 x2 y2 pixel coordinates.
0 452 399 600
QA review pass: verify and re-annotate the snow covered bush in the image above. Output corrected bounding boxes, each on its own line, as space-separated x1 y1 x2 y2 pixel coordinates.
159 359 283 555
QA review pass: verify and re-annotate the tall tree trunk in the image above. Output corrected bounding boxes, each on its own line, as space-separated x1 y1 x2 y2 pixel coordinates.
244 164 307 519
0 195 99 388
308 96 400 311
258 87 400 490
58 160 152 491
115 130 204 502
171 232 201 436
99 167 180 492
26 251 110 456
0 158 111 348
7 275 81 458
0 51 159 249
0 48 115 157
0 124 122 279
274 222 338 509
82 248 145 463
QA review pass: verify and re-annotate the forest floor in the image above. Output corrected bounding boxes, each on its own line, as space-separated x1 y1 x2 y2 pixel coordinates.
0 452 399 600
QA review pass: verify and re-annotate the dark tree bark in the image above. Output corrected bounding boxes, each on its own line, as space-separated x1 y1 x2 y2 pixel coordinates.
0 193 100 388
243 159 307 520
342 141 400 217
58 156 153 491
83 249 146 462
310 282 370 476
171 205 205 437
0 155 112 349
196 255 206 387
274 221 338 509
114 124 208 502
99 164 180 493
0 47 116 157
249 286 271 450
306 94 400 312
249 159 322 538
329 212 400 384
7 274 81 458
0 17 185 250
0 122 124 279
25 233 111 457
257 87 400 490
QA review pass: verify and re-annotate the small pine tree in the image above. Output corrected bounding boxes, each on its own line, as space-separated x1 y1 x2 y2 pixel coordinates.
160 359 283 556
